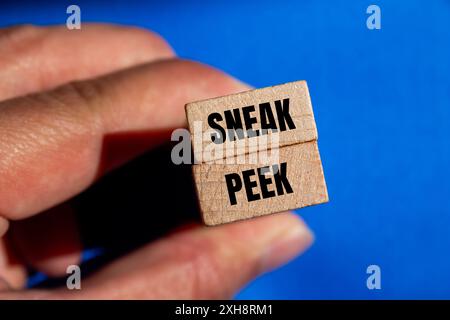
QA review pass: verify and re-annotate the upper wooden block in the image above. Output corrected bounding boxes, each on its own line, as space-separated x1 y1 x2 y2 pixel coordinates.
185 81 317 162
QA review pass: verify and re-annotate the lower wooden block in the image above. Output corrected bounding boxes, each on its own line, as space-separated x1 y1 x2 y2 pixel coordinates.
193 141 328 226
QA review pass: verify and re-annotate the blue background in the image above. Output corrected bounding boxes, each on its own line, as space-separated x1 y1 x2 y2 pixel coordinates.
1 0 449 299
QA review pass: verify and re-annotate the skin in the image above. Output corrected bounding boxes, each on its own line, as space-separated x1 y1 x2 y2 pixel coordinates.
0 24 314 299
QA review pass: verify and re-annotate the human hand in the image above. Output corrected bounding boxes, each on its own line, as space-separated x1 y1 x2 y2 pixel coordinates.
0 24 313 299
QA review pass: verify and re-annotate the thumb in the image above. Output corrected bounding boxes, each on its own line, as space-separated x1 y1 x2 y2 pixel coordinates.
69 212 313 299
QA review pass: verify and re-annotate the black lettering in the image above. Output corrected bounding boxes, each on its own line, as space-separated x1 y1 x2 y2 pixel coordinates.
225 173 243 205
208 113 226 144
259 102 278 132
242 169 260 202
224 108 244 141
275 99 296 131
273 162 293 195
258 166 276 199
242 106 260 138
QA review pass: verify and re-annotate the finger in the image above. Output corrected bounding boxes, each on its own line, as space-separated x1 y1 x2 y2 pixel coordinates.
0 23 173 274
0 23 174 100
0 59 248 220
0 212 313 299
75 212 313 299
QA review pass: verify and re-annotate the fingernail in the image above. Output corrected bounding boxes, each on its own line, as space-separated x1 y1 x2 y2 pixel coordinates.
0 217 9 238
259 217 314 273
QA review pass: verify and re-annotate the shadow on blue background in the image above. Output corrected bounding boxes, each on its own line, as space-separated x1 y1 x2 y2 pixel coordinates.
1 0 449 299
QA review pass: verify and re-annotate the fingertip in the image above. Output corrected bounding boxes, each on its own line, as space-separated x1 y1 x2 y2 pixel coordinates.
211 211 314 276
179 58 252 93
258 212 314 273
92 23 176 59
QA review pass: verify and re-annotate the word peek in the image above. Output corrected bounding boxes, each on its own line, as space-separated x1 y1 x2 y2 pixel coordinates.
225 162 293 205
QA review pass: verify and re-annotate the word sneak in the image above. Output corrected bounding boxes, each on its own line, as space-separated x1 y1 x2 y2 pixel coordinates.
208 98 296 143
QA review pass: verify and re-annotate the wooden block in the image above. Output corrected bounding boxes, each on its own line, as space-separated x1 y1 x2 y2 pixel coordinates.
186 81 317 162
193 141 328 226
186 80 328 225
